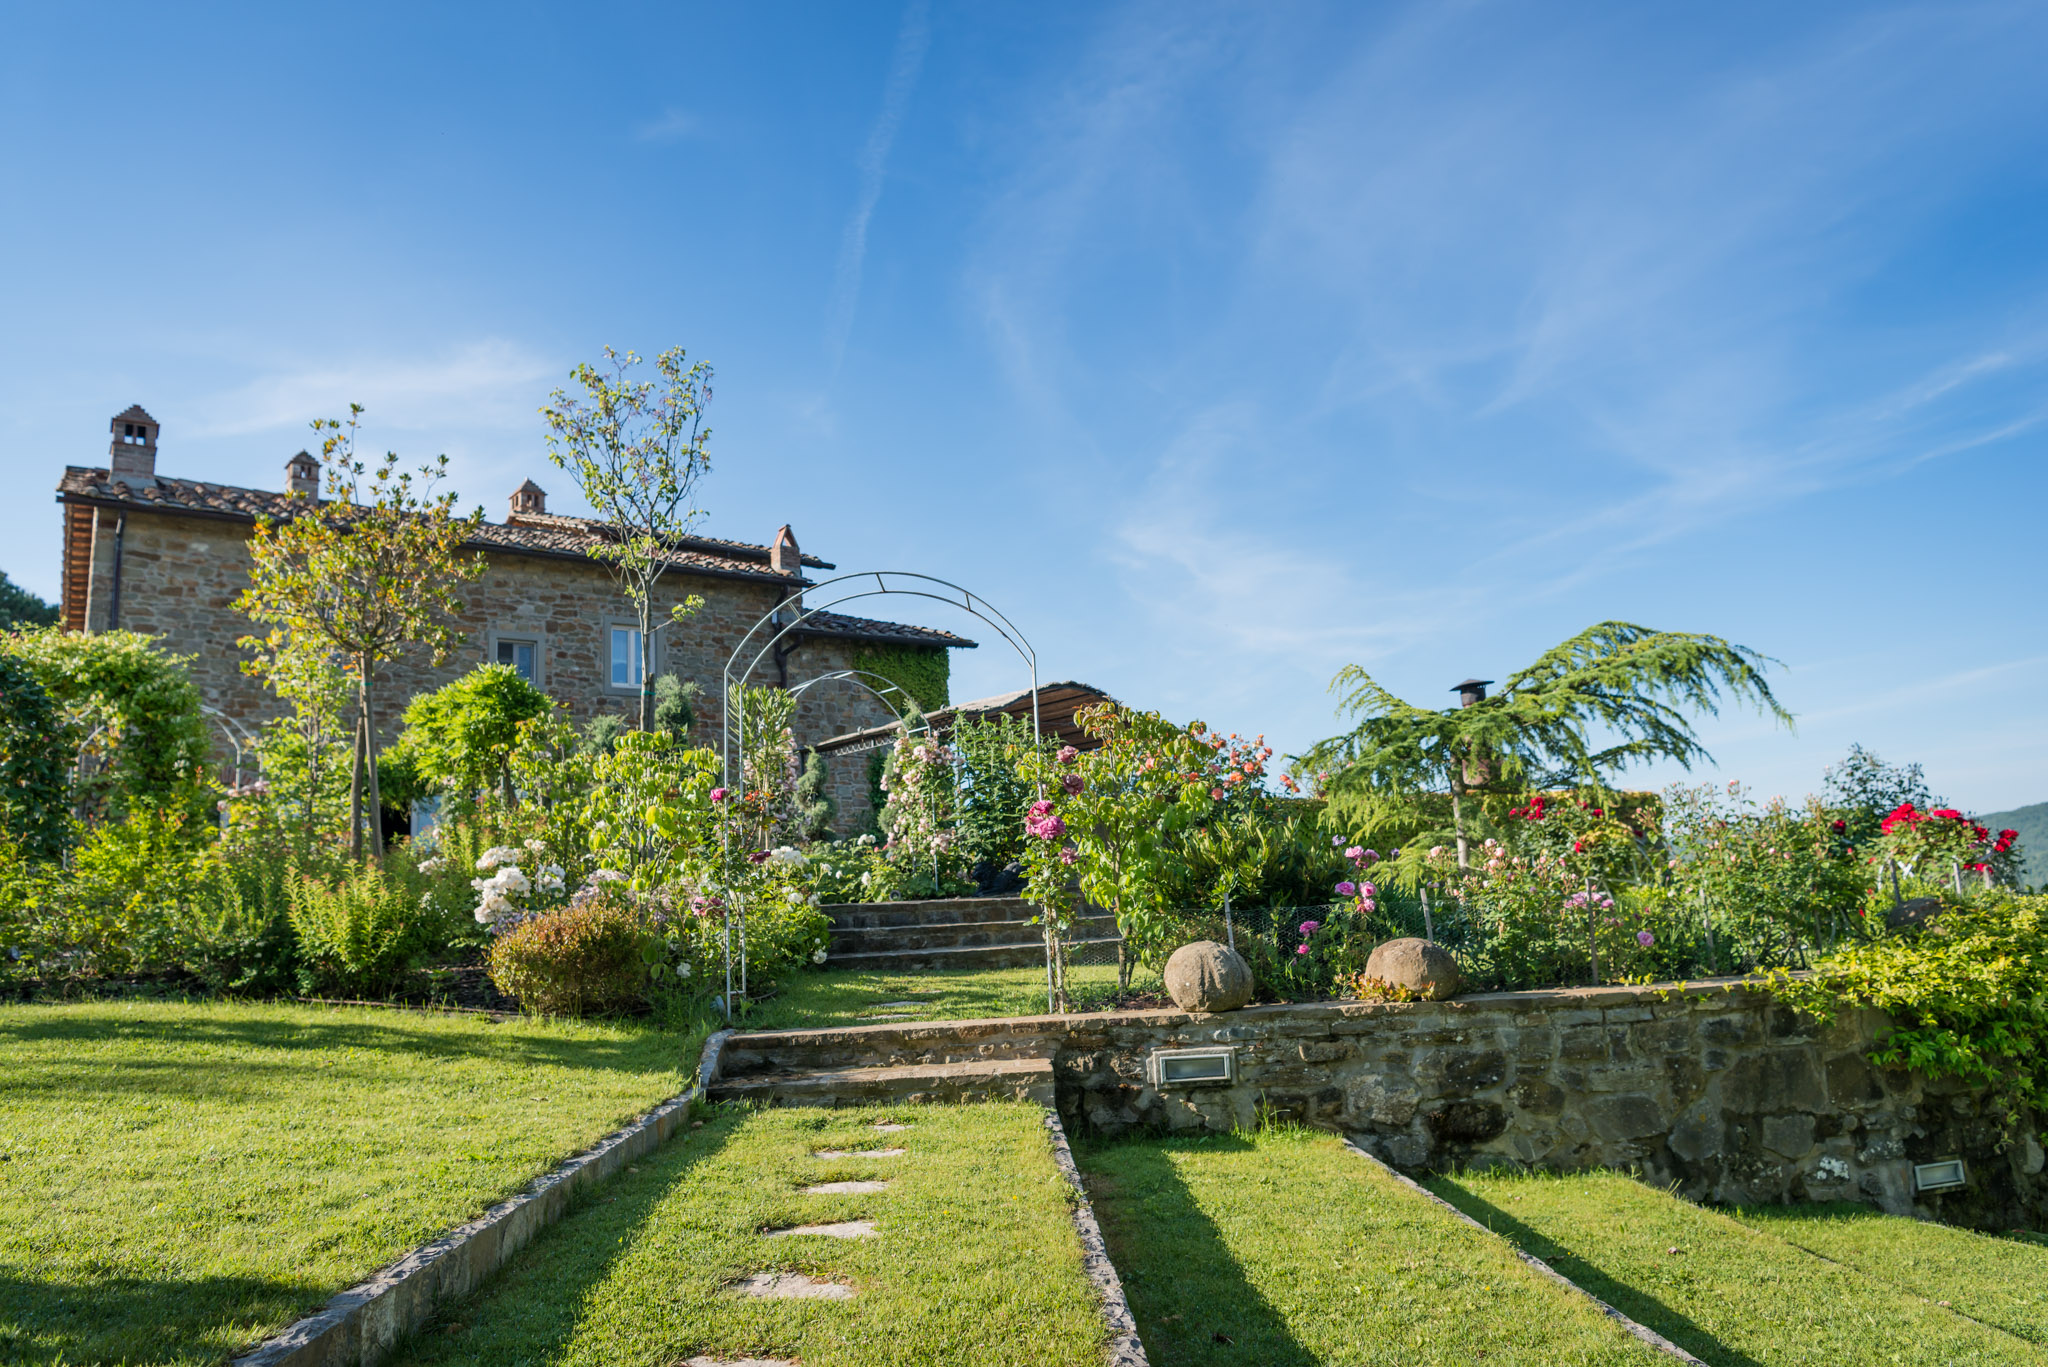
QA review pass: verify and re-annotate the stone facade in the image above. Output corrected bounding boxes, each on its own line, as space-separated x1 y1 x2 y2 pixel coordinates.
1040 980 2047 1229
56 430 970 834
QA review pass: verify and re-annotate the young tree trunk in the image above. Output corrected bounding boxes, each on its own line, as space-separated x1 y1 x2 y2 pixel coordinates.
360 659 385 859
348 711 366 862
1450 773 1471 870
637 586 654 732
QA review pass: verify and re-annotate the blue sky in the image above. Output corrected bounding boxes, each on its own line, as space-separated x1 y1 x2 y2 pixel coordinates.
3 2 2045 812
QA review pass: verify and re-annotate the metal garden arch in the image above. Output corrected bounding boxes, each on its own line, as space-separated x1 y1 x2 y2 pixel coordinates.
716 572 1042 1013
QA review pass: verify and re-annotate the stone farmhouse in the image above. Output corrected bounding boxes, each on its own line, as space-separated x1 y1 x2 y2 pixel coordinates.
53 406 972 830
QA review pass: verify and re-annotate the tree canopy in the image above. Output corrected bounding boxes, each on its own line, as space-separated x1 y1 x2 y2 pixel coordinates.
1300 621 1793 866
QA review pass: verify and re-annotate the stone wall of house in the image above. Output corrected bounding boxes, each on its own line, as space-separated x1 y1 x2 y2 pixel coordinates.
1052 981 2048 1229
76 509 901 832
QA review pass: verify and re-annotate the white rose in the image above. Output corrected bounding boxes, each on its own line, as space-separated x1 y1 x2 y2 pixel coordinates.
810 948 828 965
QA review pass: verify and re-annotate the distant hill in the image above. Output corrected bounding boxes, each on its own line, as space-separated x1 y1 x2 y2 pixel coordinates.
1975 801 2048 890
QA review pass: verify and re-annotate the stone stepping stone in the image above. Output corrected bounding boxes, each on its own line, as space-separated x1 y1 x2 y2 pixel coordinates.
684 1358 798 1366
871 1122 911 1132
869 1000 928 1009
762 1219 877 1239
860 1014 917 1021
812 1147 906 1159
732 1271 854 1300
802 1180 888 1194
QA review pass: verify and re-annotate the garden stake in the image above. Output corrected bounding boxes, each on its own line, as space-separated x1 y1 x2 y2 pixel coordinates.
1888 859 1904 914
1951 859 1963 897
1420 883 1434 942
1586 877 1599 985
1223 888 1235 952
1699 885 1715 973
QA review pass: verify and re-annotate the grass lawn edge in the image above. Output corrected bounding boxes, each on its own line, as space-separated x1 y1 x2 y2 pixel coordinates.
1043 1108 1149 1367
1342 1141 1704 1365
232 1026 734 1367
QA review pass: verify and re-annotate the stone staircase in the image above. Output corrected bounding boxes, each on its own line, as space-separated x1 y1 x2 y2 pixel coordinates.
707 1019 1063 1108
823 896 1118 972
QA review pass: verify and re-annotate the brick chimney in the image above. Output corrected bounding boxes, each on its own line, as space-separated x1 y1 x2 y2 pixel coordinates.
510 479 547 517
285 450 321 498
109 405 159 487
771 524 801 575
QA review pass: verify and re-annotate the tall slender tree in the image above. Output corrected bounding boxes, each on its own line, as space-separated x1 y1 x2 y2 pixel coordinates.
539 347 714 731
1301 621 1793 868
236 407 484 858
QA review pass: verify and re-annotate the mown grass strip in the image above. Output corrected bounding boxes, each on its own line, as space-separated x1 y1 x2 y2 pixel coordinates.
1078 1127 1660 1366
1432 1169 2048 1367
741 962 1145 1030
388 1101 1107 1367
1732 1201 2048 1345
0 1000 694 1367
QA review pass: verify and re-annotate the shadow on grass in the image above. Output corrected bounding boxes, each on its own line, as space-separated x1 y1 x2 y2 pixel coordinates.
1426 1178 1764 1367
0 1271 319 1366
1081 1134 1316 1367
387 1111 742 1366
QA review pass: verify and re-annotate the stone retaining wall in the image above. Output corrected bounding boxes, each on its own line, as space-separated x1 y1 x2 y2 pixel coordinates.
1049 980 2047 1228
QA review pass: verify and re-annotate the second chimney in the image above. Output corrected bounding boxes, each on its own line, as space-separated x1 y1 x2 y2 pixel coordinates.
285 451 321 498
109 405 159 487
510 479 547 518
771 524 802 575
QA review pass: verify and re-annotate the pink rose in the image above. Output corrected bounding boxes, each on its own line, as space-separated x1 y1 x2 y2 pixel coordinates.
1062 773 1084 796
1057 745 1079 765
709 787 729 803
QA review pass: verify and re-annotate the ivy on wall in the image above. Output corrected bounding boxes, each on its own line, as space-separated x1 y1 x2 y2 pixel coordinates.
852 644 950 716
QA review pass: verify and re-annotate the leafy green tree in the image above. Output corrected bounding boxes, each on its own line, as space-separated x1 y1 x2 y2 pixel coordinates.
236 407 485 859
0 653 69 861
0 571 58 630
653 673 702 737
1822 743 1937 849
0 626 213 825
952 712 1046 875
539 347 713 732
392 664 554 810
1302 622 1791 869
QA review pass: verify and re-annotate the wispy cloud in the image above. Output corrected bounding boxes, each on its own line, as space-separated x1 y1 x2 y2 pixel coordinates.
636 108 702 143
823 0 931 375
186 339 558 440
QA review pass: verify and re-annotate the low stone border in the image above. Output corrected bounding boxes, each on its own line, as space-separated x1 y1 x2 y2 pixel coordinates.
1342 1140 1705 1365
231 1028 736 1367
1043 1110 1149 1367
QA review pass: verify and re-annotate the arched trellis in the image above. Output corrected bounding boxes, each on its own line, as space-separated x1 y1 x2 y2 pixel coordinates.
716 572 1043 1015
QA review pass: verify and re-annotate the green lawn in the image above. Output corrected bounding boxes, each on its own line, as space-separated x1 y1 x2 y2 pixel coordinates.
388 1101 1108 1367
1733 1201 2048 1346
1078 1127 1659 1365
0 1000 696 1366
740 961 1154 1030
1431 1169 2048 1366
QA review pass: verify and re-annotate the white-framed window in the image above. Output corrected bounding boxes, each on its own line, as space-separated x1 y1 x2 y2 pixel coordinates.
609 624 644 691
495 637 538 684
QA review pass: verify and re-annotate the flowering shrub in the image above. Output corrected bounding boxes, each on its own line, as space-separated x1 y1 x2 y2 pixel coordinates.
1661 782 1866 968
1420 839 1665 989
1876 803 2023 888
876 731 972 894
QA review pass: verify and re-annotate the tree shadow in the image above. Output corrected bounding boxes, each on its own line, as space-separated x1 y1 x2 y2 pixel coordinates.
1080 1134 1317 1367
0 1270 320 1366
1426 1178 1766 1367
383 1113 742 1365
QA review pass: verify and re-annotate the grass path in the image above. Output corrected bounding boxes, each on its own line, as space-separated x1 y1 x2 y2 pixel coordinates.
1432 1169 2048 1366
1732 1202 2048 1346
741 962 1151 1031
1079 1127 1659 1366
388 1102 1107 1367
0 1000 695 1366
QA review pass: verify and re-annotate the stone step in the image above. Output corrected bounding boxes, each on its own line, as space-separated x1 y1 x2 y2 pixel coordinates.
707 1056 1056 1108
823 936 1120 974
827 916 1115 956
723 1026 1059 1077
824 897 1037 931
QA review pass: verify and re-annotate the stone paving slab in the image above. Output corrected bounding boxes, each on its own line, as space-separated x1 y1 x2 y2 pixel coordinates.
761 1220 878 1239
802 1180 888 1194
813 1147 905 1158
733 1272 855 1300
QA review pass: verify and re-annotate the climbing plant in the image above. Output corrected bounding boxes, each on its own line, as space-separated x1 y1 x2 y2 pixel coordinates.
0 653 70 862
852 644 949 716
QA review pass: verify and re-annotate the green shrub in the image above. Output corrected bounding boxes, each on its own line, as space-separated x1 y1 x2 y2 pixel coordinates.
1771 889 2048 1131
0 626 214 823
287 864 420 997
0 652 69 863
488 894 648 1016
30 809 208 977
180 853 299 994
392 664 554 810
